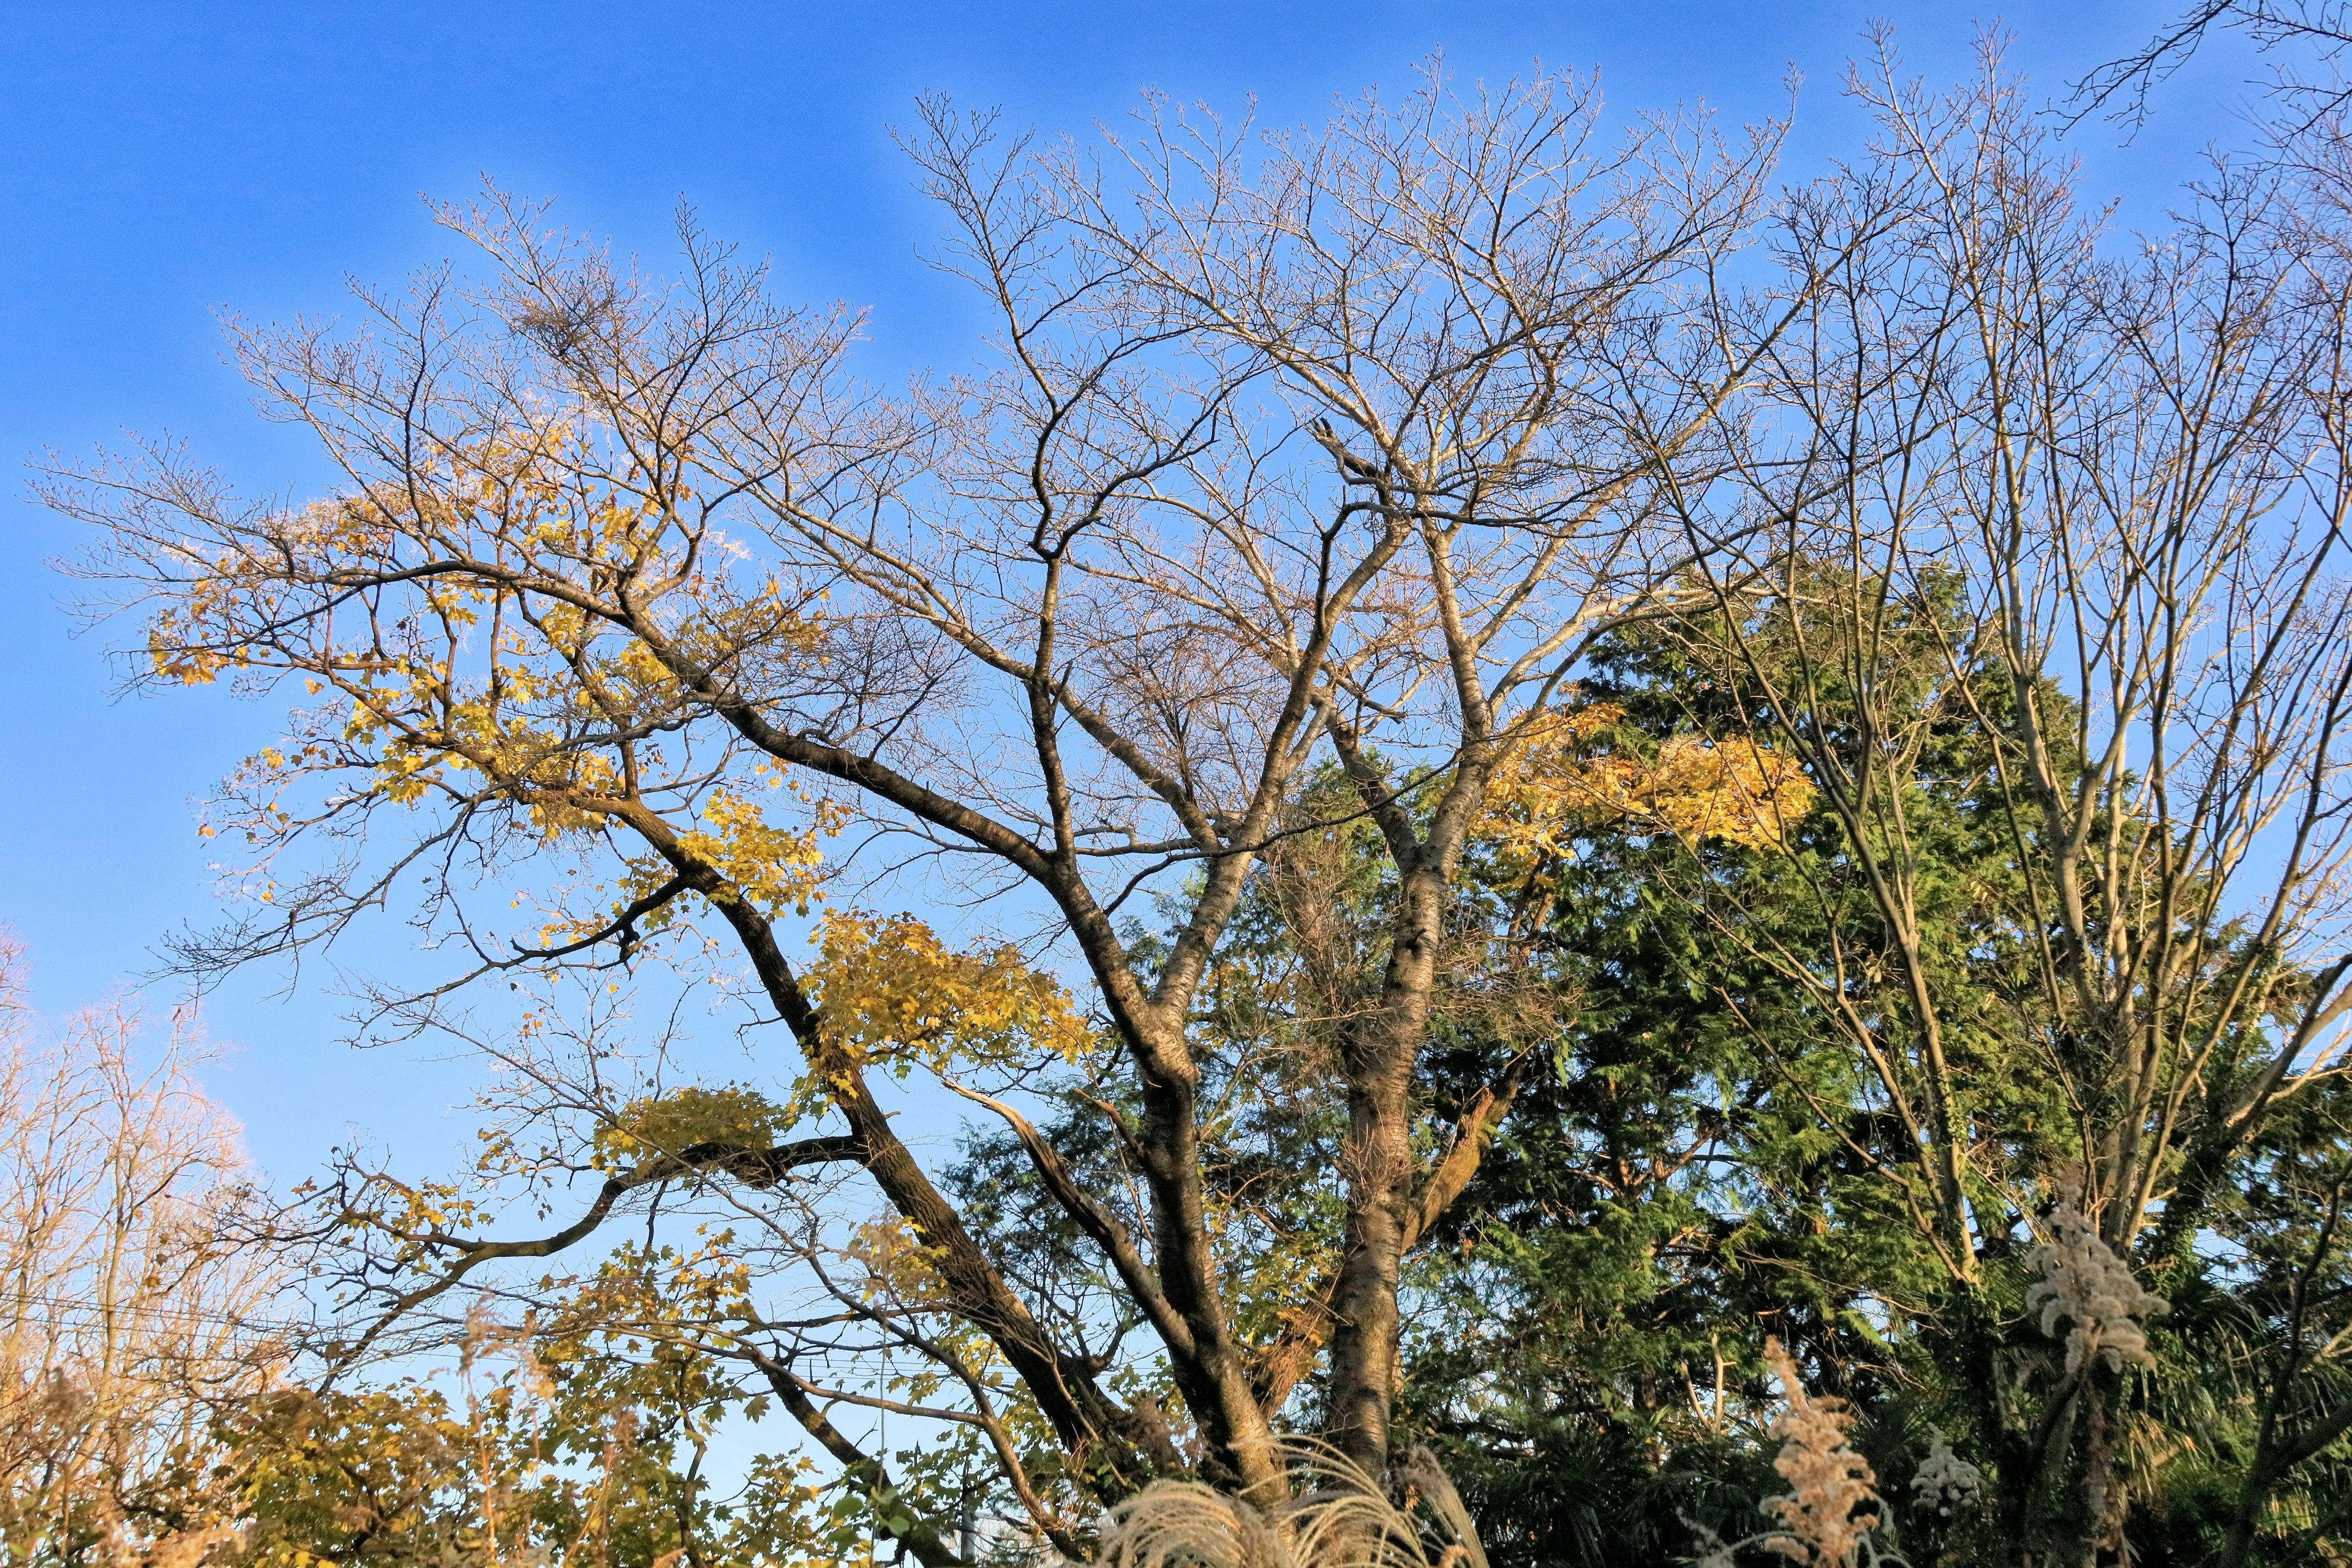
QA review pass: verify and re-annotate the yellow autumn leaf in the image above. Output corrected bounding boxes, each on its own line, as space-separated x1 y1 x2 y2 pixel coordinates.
803 909 1092 1079
843 1214 950 1306
671 790 842 916
1477 704 1813 873
592 1084 790 1169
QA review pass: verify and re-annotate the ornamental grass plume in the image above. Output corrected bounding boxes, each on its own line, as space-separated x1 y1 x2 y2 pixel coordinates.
1757 1338 1882 1567
1081 1441 1487 1568
2024 1201 2169 1378
1907 1430 1981 1520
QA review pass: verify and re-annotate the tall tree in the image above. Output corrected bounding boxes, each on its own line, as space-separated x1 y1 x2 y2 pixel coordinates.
0 938 284 1564
73 42 2352 1567
41 64 1796 1552
1646 39 2352 1564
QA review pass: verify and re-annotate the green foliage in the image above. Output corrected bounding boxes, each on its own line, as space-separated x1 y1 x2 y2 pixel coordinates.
940 590 2352 1567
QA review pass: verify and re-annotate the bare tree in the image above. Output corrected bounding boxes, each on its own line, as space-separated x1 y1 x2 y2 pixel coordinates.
40 63 1799 1548
1644 38 2352 1559
2074 0 2352 132
0 938 285 1562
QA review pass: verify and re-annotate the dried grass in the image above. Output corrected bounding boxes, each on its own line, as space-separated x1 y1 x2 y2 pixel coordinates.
1079 1441 1486 1568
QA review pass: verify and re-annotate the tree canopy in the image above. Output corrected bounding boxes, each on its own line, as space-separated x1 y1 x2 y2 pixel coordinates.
36 36 2352 1568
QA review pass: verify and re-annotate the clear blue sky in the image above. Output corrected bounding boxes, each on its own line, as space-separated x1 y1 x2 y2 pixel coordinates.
0 0 2265 1178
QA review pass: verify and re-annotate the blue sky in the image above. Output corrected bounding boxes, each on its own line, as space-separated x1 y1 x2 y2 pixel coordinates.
0 0 2269 1177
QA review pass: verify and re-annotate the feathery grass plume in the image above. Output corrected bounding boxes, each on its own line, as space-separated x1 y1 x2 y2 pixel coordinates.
1757 1339 1882 1567
1393 1449 1486 1568
2024 1201 2169 1377
1080 1441 1487 1568
1091 1481 1288 1568
1907 1430 1981 1519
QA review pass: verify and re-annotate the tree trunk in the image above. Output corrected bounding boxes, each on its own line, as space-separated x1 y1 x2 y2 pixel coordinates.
1326 861 1445 1475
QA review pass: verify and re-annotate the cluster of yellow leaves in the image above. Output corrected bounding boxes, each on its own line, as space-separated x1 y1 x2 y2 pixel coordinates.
803 910 1093 1080
672 790 844 918
1476 704 1814 873
349 1175 495 1269
543 786 842 952
171 424 831 858
843 1215 951 1308
149 499 398 687
362 690 627 829
552 1238 766 1349
591 1085 790 1170
333 609 818 843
